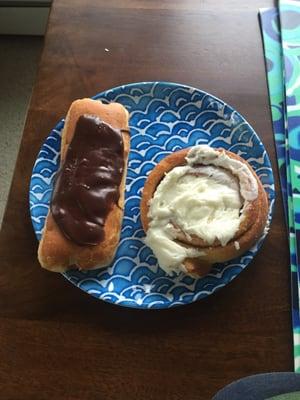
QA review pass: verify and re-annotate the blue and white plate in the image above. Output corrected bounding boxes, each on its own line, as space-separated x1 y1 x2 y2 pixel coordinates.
29 81 274 309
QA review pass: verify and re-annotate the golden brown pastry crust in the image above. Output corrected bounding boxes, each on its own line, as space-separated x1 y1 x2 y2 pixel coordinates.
38 99 130 272
140 147 269 277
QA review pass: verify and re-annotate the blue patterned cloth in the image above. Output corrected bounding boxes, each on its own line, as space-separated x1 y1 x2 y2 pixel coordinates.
260 7 300 371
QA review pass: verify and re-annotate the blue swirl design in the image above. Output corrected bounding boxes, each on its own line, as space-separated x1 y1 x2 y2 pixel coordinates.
29 82 275 309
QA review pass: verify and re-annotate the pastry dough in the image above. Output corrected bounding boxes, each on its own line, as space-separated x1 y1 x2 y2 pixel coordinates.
38 98 130 272
140 145 268 277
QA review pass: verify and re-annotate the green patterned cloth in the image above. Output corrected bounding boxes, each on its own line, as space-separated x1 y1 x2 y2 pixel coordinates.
280 0 300 371
260 6 300 372
280 0 300 262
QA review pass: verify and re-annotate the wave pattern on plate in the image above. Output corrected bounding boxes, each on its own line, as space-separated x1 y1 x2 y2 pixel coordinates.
29 82 275 309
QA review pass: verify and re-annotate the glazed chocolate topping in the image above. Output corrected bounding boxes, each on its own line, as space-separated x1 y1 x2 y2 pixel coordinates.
51 114 124 246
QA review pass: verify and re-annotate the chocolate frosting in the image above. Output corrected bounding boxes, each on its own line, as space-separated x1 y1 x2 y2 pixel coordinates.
51 114 124 246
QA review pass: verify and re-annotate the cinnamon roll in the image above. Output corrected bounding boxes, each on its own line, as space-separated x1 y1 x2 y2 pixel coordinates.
140 145 269 277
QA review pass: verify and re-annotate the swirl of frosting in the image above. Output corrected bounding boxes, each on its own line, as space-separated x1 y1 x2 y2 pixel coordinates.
144 145 259 275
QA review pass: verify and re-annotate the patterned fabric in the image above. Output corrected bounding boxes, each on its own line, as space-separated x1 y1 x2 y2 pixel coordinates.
260 5 300 371
280 0 300 371
280 0 300 259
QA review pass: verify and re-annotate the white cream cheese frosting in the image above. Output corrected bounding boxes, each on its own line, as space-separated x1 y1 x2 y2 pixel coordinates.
144 145 258 275
186 145 258 201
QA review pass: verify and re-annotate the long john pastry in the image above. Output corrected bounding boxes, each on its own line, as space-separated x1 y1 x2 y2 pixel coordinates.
38 98 130 272
140 145 269 277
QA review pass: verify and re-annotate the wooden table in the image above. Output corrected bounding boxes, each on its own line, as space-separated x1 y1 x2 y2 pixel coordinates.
0 1 292 399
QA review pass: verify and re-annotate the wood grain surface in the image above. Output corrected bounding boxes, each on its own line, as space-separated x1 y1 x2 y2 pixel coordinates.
0 1 291 399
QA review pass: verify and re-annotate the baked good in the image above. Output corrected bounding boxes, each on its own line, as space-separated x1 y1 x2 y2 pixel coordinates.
140 145 269 277
38 98 130 272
